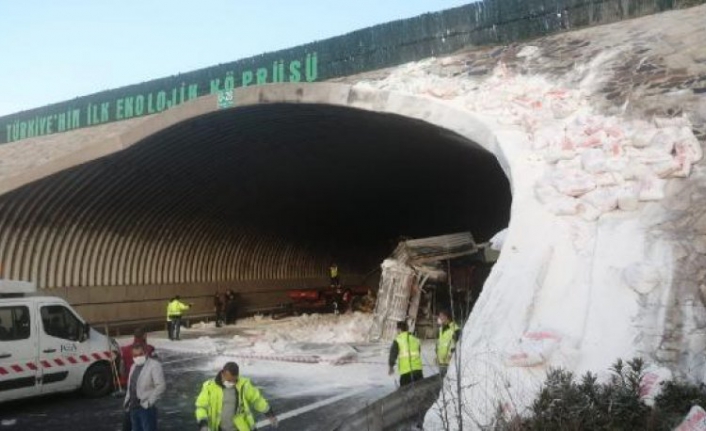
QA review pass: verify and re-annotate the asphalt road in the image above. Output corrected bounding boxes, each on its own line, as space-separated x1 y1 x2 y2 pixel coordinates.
0 349 391 431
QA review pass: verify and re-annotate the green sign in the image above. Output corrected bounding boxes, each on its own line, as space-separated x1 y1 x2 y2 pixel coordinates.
217 90 234 109
1 52 318 144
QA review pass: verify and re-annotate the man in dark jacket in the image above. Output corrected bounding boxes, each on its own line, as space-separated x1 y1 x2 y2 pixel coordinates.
225 289 238 325
214 291 225 327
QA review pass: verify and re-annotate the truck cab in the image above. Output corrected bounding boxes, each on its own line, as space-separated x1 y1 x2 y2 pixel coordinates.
0 280 119 403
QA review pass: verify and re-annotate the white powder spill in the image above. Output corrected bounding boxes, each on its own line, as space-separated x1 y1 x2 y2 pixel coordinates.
146 313 439 404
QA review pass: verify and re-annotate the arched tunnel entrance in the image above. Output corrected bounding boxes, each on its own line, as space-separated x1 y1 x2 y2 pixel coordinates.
0 100 511 324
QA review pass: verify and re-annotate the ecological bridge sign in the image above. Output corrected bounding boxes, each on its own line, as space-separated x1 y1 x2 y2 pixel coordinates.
0 53 318 144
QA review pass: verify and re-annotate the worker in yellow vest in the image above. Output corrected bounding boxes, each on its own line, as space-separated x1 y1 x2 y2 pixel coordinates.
195 362 277 431
329 262 340 287
388 321 423 387
436 309 461 376
166 295 192 341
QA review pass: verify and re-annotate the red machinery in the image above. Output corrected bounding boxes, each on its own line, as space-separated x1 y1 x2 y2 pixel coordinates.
286 285 370 314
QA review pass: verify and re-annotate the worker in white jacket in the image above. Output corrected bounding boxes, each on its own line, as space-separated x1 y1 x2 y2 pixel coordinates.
123 343 166 431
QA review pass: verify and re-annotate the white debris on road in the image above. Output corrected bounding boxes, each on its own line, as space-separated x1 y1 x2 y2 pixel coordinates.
154 312 376 360
145 312 438 414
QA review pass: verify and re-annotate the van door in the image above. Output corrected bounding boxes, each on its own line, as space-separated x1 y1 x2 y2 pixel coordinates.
0 303 39 402
38 303 85 393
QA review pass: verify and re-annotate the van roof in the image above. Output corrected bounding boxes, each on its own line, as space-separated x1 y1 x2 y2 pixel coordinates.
0 294 67 304
0 280 67 303
0 279 37 295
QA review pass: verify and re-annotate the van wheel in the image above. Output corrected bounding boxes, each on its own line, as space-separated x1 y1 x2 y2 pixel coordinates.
82 362 112 397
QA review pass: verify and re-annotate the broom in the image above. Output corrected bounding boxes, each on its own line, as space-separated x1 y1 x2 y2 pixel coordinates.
105 324 125 396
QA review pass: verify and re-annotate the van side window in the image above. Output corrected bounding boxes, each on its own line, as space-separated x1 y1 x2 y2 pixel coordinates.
0 306 31 341
40 305 81 341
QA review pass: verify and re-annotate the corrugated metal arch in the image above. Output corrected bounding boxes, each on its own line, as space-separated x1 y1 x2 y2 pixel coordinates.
0 84 511 296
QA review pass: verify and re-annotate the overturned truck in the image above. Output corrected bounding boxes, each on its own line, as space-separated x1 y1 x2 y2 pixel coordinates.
368 232 497 342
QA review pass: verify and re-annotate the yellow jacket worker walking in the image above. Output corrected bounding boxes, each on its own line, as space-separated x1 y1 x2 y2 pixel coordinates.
436 309 461 376
388 321 423 387
195 362 277 431
166 295 191 341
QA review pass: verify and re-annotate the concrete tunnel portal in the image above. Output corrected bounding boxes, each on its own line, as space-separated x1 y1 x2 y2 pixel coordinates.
0 91 512 325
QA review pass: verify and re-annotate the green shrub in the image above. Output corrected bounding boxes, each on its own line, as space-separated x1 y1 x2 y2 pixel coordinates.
498 358 706 431
652 380 706 430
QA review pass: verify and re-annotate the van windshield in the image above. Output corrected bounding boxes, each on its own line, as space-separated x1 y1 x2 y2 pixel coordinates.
41 305 82 341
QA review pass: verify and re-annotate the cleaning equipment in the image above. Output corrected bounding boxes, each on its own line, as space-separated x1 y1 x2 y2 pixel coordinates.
105 324 124 396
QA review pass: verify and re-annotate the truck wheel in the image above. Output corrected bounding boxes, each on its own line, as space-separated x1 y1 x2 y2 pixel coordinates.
81 362 112 398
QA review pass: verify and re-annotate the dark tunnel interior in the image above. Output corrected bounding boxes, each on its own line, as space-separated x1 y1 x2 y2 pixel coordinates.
0 103 511 289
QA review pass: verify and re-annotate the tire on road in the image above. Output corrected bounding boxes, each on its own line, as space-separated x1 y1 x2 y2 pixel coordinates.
81 362 113 398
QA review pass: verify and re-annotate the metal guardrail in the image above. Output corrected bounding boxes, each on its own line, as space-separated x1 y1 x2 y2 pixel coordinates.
331 374 442 431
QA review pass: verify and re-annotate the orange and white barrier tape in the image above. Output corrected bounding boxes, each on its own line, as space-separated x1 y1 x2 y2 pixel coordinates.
0 350 113 376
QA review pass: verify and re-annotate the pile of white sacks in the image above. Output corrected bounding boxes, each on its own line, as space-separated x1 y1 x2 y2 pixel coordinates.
535 112 702 219
360 55 702 220
356 49 704 429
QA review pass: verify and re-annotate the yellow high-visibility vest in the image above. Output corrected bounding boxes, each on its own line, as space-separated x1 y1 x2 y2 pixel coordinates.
436 322 459 366
195 377 270 431
395 332 423 375
166 299 190 321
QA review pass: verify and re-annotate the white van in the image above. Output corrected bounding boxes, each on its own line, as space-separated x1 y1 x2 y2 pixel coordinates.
0 280 120 402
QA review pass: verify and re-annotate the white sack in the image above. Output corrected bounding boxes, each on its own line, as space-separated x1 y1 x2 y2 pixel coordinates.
638 175 666 201
505 331 562 367
674 406 706 431
616 184 640 211
489 229 508 251
639 365 673 407
580 187 619 214
551 168 597 197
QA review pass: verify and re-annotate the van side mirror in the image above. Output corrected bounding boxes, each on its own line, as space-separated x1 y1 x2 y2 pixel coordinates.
80 323 91 342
